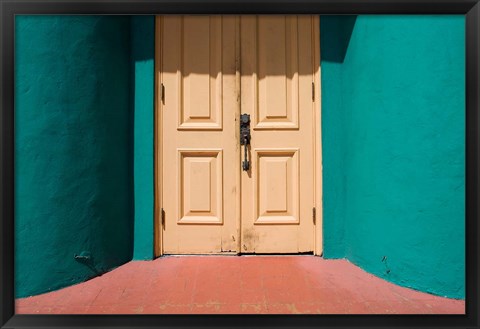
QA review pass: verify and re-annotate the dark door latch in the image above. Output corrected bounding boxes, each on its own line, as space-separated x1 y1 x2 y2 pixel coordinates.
240 114 250 171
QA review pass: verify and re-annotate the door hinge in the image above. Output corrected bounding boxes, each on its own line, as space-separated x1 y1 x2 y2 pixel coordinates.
161 208 165 226
312 82 315 101
313 207 316 224
160 83 165 103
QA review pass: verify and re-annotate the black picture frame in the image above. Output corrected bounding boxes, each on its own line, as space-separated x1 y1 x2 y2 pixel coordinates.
1 1 478 328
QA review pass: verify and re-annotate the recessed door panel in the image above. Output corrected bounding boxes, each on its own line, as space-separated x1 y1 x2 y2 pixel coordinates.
178 16 223 130
255 149 299 224
255 16 299 129
178 149 223 224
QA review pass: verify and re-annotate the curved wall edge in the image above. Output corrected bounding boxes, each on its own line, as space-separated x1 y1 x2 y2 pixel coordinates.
15 15 133 298
321 15 465 299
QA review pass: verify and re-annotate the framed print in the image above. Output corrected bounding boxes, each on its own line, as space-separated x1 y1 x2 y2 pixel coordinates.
1 0 478 328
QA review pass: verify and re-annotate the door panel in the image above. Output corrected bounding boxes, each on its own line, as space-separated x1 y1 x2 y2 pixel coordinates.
177 149 223 224
240 16 315 253
256 16 299 129
254 149 299 224
178 16 223 130
161 16 238 254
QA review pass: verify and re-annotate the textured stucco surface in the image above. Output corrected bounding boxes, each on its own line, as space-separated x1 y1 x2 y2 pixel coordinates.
320 16 357 259
321 15 465 299
15 16 133 298
131 16 155 260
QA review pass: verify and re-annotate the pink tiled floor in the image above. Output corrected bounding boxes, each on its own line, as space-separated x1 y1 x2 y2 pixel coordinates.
15 256 465 314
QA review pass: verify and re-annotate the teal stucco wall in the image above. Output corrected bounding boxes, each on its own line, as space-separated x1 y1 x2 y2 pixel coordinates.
131 16 155 260
321 15 465 299
320 16 357 259
15 16 134 298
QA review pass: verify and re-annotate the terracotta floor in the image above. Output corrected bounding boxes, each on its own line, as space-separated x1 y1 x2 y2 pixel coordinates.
16 256 464 314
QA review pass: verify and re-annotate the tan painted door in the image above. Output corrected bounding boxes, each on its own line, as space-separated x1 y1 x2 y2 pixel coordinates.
160 16 239 254
159 15 319 254
239 16 316 253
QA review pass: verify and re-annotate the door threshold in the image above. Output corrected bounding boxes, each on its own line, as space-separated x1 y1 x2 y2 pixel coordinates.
239 252 314 256
161 252 315 257
162 252 238 257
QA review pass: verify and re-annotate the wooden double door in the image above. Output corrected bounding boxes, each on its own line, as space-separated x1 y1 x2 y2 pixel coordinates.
157 15 321 255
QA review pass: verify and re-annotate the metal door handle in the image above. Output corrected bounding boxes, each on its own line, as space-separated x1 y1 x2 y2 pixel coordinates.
243 138 250 171
240 114 250 171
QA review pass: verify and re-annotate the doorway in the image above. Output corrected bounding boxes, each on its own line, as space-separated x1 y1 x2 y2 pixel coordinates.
155 15 322 255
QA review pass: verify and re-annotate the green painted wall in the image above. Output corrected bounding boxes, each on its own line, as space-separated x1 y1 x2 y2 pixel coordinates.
131 16 155 260
320 16 357 259
321 15 465 299
15 16 133 298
